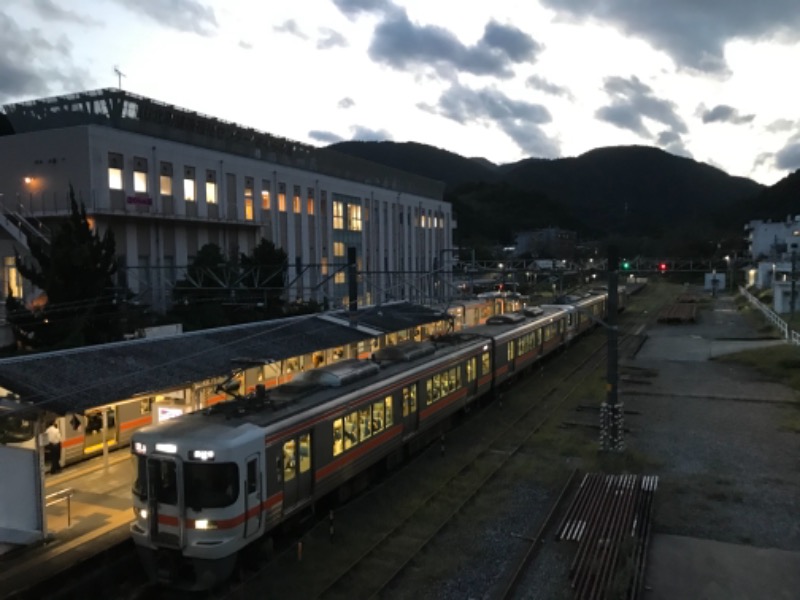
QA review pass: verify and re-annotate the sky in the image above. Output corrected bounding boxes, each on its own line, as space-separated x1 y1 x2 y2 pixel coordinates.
2 0 800 186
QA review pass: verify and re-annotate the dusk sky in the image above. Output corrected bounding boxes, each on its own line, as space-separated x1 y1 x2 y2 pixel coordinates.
2 0 800 185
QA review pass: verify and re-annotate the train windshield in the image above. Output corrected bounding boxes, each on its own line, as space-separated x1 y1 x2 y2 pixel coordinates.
184 463 239 510
131 456 179 505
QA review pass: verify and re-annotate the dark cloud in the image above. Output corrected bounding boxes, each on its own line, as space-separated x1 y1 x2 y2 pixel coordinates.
420 83 558 158
540 0 800 74
318 28 347 50
596 76 687 141
0 12 88 102
700 104 755 125
657 130 692 158
309 130 344 143
331 0 396 19
112 0 217 36
775 142 800 171
350 125 393 141
526 74 574 100
30 0 99 24
274 19 307 39
338 97 355 109
368 10 540 79
238 40 253 50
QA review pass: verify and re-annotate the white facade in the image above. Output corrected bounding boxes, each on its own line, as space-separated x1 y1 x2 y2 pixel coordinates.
745 216 800 261
0 89 454 312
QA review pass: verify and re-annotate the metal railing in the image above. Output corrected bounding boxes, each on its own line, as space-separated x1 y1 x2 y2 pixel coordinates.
45 487 75 528
740 286 798 344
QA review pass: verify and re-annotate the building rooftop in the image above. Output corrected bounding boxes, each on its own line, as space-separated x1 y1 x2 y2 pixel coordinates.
1 88 445 200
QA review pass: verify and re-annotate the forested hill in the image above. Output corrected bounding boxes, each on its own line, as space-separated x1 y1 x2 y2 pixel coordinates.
328 141 777 256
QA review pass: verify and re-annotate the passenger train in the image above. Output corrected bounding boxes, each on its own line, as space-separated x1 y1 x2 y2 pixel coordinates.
129 290 621 589
0 295 523 466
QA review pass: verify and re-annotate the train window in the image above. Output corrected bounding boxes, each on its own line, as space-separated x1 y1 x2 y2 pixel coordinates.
372 401 384 433
131 455 146 500
149 458 178 505
402 385 417 416
140 398 152 414
359 407 371 440
275 455 283 483
384 396 394 427
481 352 491 376
299 434 311 473
344 412 358 450
184 462 239 509
247 459 258 494
283 440 296 482
508 341 515 361
333 419 344 456
466 357 476 382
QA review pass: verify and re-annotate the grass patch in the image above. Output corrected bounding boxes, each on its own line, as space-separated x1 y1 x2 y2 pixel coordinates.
717 344 800 392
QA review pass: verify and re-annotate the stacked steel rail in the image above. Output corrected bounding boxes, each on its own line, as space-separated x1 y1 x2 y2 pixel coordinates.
556 473 658 600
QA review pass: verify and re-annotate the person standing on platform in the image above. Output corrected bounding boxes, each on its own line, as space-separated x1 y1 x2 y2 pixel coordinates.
46 421 62 474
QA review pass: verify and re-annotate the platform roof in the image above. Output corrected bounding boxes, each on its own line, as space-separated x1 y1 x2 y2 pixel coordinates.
0 302 448 416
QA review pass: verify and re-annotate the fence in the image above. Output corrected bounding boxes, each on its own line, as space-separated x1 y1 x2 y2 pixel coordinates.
739 286 800 345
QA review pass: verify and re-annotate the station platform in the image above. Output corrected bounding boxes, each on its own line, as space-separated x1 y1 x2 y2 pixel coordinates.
0 450 136 600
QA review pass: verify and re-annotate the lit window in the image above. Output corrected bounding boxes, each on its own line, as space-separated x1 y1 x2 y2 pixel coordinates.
108 167 122 190
293 194 301 214
160 175 172 196
206 182 217 204
278 192 286 212
334 272 345 284
3 257 22 298
321 256 328 275
348 204 362 231
261 189 270 210
184 179 196 201
333 201 344 229
245 198 254 221
134 171 147 193
307 197 315 215
333 242 345 257
420 214 426 228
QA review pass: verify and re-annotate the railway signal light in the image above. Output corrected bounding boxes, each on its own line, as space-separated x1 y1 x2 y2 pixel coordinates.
659 262 667 272
621 261 630 270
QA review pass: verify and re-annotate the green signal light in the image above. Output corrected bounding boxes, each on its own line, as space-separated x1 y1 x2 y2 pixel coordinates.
622 261 630 270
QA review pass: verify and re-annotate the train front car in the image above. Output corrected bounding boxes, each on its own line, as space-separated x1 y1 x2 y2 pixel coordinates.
130 417 264 590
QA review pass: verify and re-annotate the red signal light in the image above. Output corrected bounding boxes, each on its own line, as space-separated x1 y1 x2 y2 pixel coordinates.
659 263 667 271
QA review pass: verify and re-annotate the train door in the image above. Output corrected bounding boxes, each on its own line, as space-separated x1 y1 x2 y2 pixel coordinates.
281 431 313 509
244 453 262 538
83 407 118 454
401 385 418 433
507 339 516 374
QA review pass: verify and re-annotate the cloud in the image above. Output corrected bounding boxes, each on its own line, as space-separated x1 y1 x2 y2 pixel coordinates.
30 0 99 25
0 12 88 102
238 40 253 50
700 104 755 125
309 130 345 143
596 75 687 141
767 118 798 134
540 0 800 74
368 10 541 79
775 142 800 171
338 97 355 109
274 19 307 39
350 125 393 141
420 83 558 158
318 28 347 50
111 0 217 36
331 0 396 19
657 130 692 158
526 74 574 100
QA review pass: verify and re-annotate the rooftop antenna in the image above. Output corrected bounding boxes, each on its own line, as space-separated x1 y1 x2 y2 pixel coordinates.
113 65 126 90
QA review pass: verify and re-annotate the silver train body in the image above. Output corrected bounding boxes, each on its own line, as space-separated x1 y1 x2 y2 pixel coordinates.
130 291 619 589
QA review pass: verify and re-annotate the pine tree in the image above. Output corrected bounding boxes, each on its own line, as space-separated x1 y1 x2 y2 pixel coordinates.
5 186 120 350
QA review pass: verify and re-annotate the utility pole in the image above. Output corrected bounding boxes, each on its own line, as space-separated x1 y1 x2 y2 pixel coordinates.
600 244 623 452
791 244 797 324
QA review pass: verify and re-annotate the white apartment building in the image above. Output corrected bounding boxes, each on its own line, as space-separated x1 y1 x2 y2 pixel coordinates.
744 216 800 261
0 89 454 312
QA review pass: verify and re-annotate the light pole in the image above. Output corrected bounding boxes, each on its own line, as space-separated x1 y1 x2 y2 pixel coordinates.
601 244 623 453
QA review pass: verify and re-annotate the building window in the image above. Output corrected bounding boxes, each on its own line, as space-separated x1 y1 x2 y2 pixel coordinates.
321 256 328 276
307 188 315 215
333 201 344 229
244 179 254 219
108 152 123 190
206 170 217 204
348 204 362 231
160 162 173 196
3 257 22 298
133 157 148 193
278 182 286 212
334 271 345 284
333 242 345 257
184 167 196 202
261 180 271 210
293 186 301 214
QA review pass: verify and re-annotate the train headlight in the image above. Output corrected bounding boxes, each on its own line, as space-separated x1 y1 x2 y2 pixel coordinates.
195 519 217 530
135 507 148 520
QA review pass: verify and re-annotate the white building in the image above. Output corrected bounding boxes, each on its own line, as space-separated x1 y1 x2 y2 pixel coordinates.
744 216 800 261
0 89 455 312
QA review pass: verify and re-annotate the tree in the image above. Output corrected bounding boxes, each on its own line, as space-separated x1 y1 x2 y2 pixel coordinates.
238 238 287 315
5 186 120 350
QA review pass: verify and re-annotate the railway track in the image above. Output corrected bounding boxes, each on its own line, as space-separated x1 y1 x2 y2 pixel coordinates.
224 314 648 599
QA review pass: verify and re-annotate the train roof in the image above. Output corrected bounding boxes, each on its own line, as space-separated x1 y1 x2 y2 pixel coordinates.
0 301 449 415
